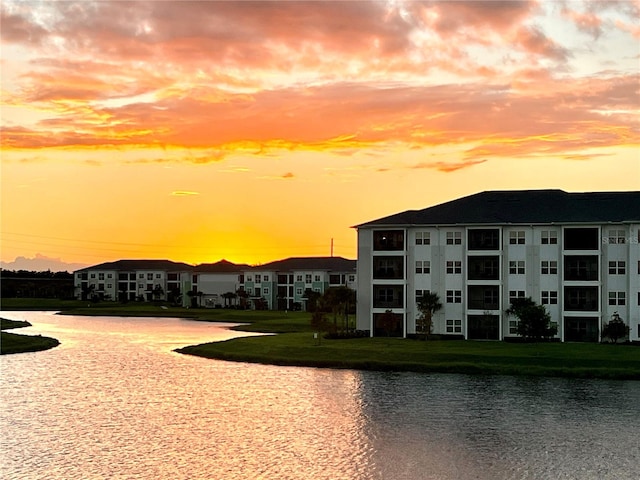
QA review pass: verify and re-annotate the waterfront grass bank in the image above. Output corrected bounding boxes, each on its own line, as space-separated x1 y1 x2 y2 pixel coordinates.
3 299 638 379
1 318 60 355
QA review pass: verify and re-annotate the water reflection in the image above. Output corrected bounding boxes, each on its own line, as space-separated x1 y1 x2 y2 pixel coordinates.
1 312 639 480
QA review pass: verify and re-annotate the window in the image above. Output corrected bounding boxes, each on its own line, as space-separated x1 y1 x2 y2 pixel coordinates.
107 283 112 289
446 290 462 303
373 230 405 251
264 275 269 282
608 261 626 275
541 291 558 305
263 287 269 295
638 292 640 306
509 319 518 335
415 261 430 274
541 230 558 244
509 231 525 245
415 289 429 301
373 285 404 308
315 275 321 282
607 229 626 244
98 273 105 280
138 283 144 289
446 260 462 274
467 256 499 280
509 290 525 304
446 231 462 245
98 283 104 291
296 288 303 295
247 276 252 282
255 274 261 283
375 257 404 279
468 229 499 250
348 275 355 282
468 286 499 310
146 283 153 291
509 261 525 274
90 273 96 279
564 286 598 311
564 256 598 281
446 319 462 334
416 231 430 245
608 291 626 306
305 274 312 283
156 273 161 279
541 261 558 274
147 273 153 280
296 275 303 282
564 227 598 250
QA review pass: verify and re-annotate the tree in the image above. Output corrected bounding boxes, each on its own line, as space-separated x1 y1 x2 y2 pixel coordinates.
506 297 557 341
416 291 443 338
222 291 237 308
310 310 331 339
152 284 164 302
236 289 249 309
602 312 629 344
321 286 356 332
303 288 322 313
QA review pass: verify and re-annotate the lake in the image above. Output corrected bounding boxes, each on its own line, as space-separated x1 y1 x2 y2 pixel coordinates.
1 311 638 479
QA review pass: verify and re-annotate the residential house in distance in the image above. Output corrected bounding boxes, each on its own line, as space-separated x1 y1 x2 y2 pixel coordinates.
355 190 640 342
192 260 249 308
241 256 357 310
74 259 192 303
74 256 356 310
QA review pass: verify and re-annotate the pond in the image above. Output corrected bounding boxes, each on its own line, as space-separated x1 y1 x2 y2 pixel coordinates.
1 311 638 479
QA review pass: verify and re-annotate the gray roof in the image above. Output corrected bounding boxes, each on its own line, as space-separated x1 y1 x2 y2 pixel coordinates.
356 190 640 228
193 260 249 273
252 256 356 272
76 259 193 272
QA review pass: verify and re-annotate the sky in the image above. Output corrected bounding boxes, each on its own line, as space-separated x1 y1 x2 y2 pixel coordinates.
1 0 639 271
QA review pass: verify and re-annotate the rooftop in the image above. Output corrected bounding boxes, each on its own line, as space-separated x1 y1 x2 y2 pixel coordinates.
356 190 640 227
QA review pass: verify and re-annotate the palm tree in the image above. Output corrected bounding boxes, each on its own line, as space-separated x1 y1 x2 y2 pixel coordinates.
416 292 443 338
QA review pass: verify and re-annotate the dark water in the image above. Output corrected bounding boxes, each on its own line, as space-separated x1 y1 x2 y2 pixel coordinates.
1 312 638 480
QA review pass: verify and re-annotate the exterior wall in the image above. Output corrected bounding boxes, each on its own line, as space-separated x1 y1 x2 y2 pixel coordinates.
358 222 640 342
197 272 242 308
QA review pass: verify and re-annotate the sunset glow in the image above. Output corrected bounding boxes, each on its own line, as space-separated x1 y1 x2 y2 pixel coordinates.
1 0 639 269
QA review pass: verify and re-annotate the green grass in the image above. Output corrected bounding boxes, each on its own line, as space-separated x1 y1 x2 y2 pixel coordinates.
1 316 60 355
4 299 639 379
177 335 640 380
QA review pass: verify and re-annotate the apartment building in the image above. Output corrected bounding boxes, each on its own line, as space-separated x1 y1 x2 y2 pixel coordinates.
355 190 640 342
74 259 192 302
241 257 356 310
74 257 356 310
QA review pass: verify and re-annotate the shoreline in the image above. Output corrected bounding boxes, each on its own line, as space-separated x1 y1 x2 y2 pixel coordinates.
0 318 60 355
2 302 639 380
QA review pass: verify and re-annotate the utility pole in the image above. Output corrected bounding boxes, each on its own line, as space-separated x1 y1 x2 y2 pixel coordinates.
330 238 334 257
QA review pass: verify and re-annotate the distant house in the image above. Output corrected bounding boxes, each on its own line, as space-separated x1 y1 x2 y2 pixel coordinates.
355 190 640 342
192 260 249 308
74 259 192 303
241 256 357 310
73 256 357 310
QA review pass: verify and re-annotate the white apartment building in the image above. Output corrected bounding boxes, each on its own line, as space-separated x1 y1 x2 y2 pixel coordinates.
355 190 640 342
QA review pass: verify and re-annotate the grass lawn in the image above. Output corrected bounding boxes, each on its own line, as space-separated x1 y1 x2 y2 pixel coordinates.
1 317 60 355
3 299 639 379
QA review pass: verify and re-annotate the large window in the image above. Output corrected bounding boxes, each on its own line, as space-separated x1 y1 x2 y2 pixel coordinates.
564 227 598 250
564 317 599 342
373 230 405 251
468 229 499 250
468 256 499 280
468 314 499 340
468 285 499 310
373 256 404 279
373 285 404 308
564 286 598 311
564 256 598 281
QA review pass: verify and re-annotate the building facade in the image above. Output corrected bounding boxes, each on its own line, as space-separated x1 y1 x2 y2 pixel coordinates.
355 190 640 342
74 257 356 310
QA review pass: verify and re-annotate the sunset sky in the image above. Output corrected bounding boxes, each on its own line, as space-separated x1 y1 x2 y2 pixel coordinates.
1 0 639 270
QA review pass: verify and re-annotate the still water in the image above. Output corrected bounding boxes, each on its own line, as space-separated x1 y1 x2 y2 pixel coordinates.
1 312 638 480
